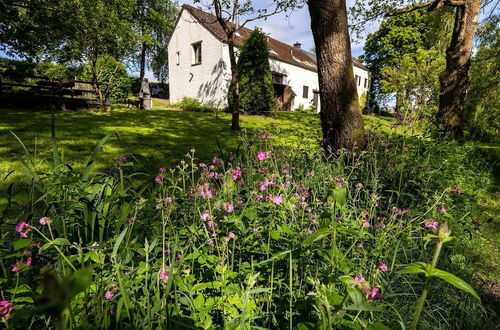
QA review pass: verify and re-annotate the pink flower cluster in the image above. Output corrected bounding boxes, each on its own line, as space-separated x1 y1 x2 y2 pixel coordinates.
197 183 215 200
15 221 29 238
257 151 269 161
0 300 13 319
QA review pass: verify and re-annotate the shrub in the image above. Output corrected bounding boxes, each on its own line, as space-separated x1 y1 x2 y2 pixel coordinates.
176 97 217 112
80 55 131 103
228 29 276 115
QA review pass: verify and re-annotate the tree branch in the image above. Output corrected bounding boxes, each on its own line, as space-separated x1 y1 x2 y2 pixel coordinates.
386 1 434 16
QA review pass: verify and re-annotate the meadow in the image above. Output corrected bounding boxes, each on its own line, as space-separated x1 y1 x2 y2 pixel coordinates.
0 106 498 329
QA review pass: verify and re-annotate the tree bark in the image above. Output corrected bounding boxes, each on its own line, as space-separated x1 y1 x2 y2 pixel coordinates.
139 41 147 82
228 36 241 130
437 0 481 138
307 0 365 150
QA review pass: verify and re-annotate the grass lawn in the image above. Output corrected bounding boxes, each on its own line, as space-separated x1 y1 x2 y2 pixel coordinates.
0 105 399 199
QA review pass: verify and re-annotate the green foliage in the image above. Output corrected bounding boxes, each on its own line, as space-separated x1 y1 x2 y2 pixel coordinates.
0 58 82 80
81 56 131 103
175 97 218 112
361 7 453 109
381 49 445 128
465 16 500 141
0 118 497 328
132 0 179 82
229 29 276 115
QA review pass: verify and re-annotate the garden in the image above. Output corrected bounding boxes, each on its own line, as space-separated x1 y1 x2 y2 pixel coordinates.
0 106 498 329
1 0 499 329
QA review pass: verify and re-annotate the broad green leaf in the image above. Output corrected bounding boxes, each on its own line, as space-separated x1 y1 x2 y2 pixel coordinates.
192 281 222 292
13 238 33 250
303 228 331 246
112 227 128 260
333 188 347 207
399 262 430 276
7 284 31 294
431 268 480 300
52 238 70 246
254 250 291 266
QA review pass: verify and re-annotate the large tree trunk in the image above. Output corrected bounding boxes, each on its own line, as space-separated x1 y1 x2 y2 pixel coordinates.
227 36 241 130
437 0 481 138
307 0 365 150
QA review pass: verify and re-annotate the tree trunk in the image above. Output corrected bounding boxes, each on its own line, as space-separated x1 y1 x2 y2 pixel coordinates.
307 0 365 150
139 41 147 82
90 58 107 112
437 0 481 138
227 36 241 130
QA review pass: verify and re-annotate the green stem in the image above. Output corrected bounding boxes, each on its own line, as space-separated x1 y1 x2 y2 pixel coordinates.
411 241 443 330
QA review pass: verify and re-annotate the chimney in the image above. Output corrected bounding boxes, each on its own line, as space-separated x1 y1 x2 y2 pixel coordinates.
293 42 302 49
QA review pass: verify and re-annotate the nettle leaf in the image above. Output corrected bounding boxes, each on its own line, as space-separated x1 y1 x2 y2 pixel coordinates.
431 268 480 300
191 281 222 292
399 262 430 276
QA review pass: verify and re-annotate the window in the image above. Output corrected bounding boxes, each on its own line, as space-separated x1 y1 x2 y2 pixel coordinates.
192 42 202 65
272 72 285 85
176 51 180 65
355 75 360 86
303 86 309 98
364 78 368 88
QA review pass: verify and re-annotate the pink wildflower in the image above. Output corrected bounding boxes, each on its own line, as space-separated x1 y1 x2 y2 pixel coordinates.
368 288 384 302
272 195 283 205
439 207 447 213
207 220 217 229
104 291 115 300
257 151 268 161
159 270 169 281
25 257 32 266
310 216 317 224
260 133 270 140
335 177 346 188
117 156 127 163
39 217 49 225
154 176 162 183
0 300 13 319
363 220 371 228
199 162 206 168
451 187 461 194
354 276 366 282
225 203 234 213
228 232 236 240
11 266 19 273
378 263 388 272
165 197 173 203
159 167 167 173
15 221 29 238
201 212 210 222
231 167 242 181
425 221 439 229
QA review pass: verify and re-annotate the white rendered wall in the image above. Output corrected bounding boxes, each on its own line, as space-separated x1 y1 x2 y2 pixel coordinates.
354 65 370 101
168 9 231 108
168 9 370 111
269 58 320 111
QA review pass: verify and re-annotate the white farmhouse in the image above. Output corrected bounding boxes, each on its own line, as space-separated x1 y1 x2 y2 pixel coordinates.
168 5 370 112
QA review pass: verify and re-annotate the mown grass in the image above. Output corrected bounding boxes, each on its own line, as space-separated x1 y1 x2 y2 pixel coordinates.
0 105 400 203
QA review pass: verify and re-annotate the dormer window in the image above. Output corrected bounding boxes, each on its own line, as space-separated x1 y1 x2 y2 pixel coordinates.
192 41 202 65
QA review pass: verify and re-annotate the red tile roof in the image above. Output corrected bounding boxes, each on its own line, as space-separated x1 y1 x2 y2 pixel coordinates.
182 5 367 72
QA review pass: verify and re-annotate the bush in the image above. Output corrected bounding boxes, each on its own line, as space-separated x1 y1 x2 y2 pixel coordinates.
80 55 131 103
0 128 495 329
228 29 275 115
176 97 217 112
